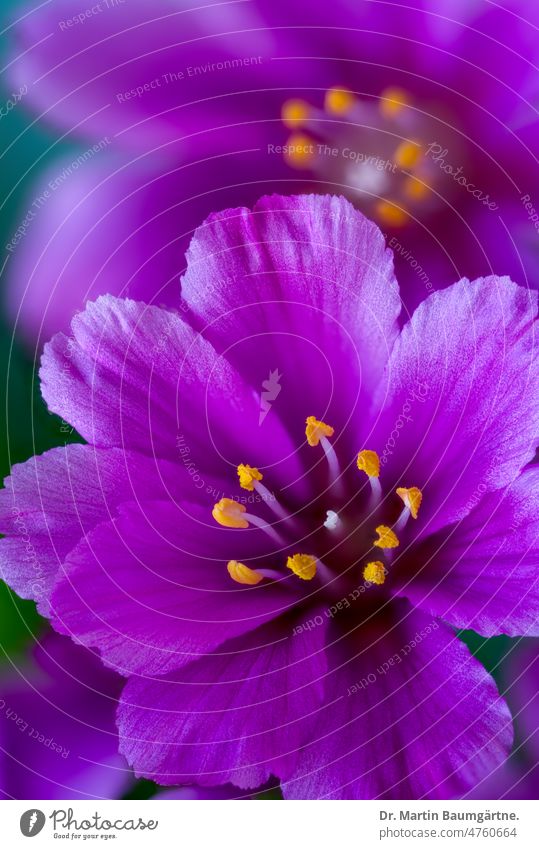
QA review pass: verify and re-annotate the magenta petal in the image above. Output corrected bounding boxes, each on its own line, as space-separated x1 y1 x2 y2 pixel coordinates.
181 194 400 437
117 610 328 788
395 468 539 636
372 276 539 535
40 296 300 479
51 500 302 676
0 444 183 615
283 604 512 799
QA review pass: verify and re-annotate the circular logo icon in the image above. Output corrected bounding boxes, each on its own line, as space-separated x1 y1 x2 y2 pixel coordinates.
20 810 46 837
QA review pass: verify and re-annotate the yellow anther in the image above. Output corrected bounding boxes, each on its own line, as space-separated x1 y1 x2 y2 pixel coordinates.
324 86 355 114
305 416 335 447
227 560 263 585
373 525 399 549
284 133 315 169
286 553 317 581
394 140 421 169
379 86 410 118
212 498 249 529
363 561 387 585
396 486 423 519
237 464 263 492
374 199 409 227
357 449 380 478
404 175 430 200
282 98 311 128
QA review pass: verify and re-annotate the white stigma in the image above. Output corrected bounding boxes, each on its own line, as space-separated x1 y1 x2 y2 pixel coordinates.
324 509 341 531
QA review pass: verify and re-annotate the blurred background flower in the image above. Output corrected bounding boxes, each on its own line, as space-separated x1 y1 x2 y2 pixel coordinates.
0 632 129 799
4 0 539 346
0 0 539 800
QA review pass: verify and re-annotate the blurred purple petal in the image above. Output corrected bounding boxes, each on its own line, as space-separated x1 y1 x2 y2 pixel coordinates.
0 633 128 800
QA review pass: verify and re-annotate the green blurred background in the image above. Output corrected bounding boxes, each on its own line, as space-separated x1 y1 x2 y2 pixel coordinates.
0 0 73 661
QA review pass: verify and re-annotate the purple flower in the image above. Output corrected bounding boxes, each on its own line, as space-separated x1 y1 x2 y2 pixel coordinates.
6 0 539 343
0 633 128 800
2 193 539 798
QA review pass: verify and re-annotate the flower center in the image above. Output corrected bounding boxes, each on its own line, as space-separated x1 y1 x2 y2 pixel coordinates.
280 85 450 228
212 417 423 594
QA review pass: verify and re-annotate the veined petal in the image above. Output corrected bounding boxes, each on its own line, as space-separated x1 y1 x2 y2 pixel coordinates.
50 500 303 677
0 444 183 615
283 603 512 799
181 194 401 440
371 276 539 535
118 610 328 788
396 468 539 636
40 296 301 483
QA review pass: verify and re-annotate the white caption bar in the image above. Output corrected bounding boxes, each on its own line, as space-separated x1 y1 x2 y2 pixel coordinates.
1 799 537 848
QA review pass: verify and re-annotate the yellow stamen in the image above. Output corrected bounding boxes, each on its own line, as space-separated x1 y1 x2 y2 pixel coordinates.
375 200 409 227
286 553 317 581
237 463 263 492
394 140 421 169
363 561 386 585
396 486 423 519
324 86 355 115
305 415 334 447
357 449 380 478
281 98 311 128
379 86 410 118
284 133 315 169
404 175 430 200
212 498 249 529
373 525 399 549
227 560 263 585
